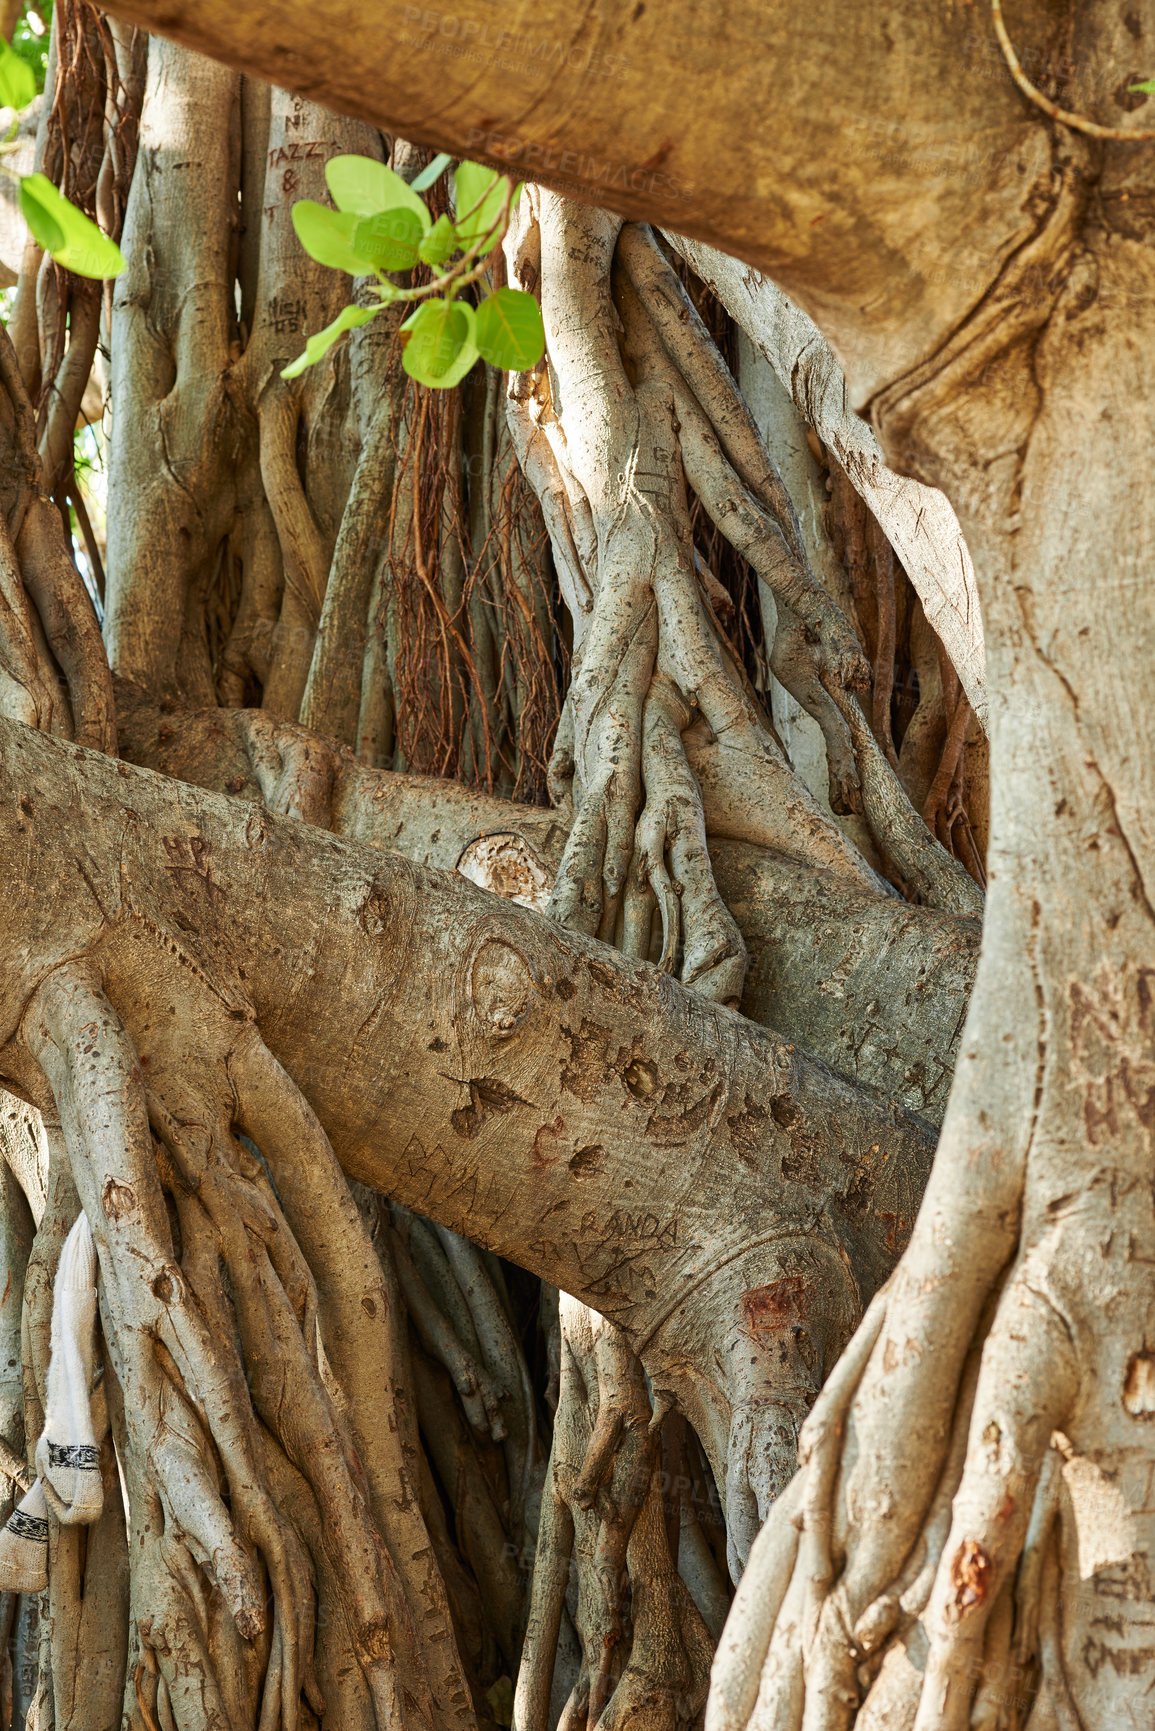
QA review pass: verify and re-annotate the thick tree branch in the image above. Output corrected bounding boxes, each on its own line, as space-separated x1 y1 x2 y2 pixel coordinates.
115 691 980 1127
0 716 935 1522
97 0 1056 408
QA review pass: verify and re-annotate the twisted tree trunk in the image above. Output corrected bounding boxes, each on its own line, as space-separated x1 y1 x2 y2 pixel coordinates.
85 0 1155 1725
0 712 933 1717
8 0 1152 1723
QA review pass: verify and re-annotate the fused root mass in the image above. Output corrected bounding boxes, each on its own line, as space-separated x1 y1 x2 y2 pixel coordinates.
0 715 936 1727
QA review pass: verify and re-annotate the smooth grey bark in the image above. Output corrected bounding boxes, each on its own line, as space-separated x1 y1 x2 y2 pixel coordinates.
0 715 935 1530
115 691 979 1126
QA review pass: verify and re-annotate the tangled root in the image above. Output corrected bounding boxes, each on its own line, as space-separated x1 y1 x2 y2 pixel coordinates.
20 957 475 1731
517 1297 716 1731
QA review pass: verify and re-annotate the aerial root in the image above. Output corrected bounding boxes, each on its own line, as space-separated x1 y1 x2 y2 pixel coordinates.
545 582 746 1003
236 1043 478 1727
625 675 747 1006
706 1476 803 1731
21 959 461 1731
706 1286 888 1731
517 1298 718 1731
390 1207 510 1440
425 1218 542 1553
710 1234 1083 1731
615 223 872 819
546 593 656 945
827 683 984 916
909 1279 1077 1731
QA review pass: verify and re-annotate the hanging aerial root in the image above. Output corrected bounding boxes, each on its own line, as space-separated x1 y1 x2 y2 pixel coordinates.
827 682 984 917
706 937 1046 1731
427 1219 541 1553
390 1219 510 1440
707 1286 888 1730
24 970 294 1711
517 1295 714 1731
617 229 866 689
547 586 658 944
909 1278 1076 1731
599 1462 714 1731
508 183 882 995
0 326 116 753
19 959 464 1731
706 1476 803 1731
616 226 870 814
625 674 747 1006
611 266 880 894
704 1289 887 1731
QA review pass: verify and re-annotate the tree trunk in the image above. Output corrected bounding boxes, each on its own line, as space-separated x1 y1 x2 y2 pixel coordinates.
84 2 1155 1725
6 2 1152 1724
0 709 936 1478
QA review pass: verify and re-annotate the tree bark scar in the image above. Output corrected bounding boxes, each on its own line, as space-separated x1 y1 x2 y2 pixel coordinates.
1124 1352 1155 1417
358 883 391 935
533 1115 565 1167
450 1076 531 1139
741 1277 807 1340
161 832 225 902
101 1177 137 1221
469 937 538 1037
646 1076 724 1146
949 1537 993 1615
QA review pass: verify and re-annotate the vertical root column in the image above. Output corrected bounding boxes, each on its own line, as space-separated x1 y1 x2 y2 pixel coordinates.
516 1296 718 1731
21 961 483 1730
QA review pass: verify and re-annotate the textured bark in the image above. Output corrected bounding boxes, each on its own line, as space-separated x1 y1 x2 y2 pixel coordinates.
82 2 1155 1724
0 717 935 1503
664 238 988 732
502 190 980 1014
116 693 979 1127
5 1 1155 1723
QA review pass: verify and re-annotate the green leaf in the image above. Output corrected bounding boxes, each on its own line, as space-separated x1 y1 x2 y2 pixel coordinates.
410 152 453 194
474 288 545 372
1129 77 1155 94
19 176 125 278
280 303 380 380
418 213 457 269
0 38 35 109
454 161 519 255
352 207 424 272
325 154 431 230
401 297 478 388
291 201 378 275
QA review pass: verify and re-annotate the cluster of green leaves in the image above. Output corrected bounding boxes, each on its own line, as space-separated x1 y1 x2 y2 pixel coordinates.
0 29 37 111
0 25 124 281
1131 77 1155 95
285 153 545 389
7 3 51 99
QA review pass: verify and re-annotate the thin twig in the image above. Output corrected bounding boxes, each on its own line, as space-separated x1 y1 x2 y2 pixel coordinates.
991 0 1155 141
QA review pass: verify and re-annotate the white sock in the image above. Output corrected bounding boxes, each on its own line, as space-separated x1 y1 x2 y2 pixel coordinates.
0 1478 48 1593
35 1212 102 1525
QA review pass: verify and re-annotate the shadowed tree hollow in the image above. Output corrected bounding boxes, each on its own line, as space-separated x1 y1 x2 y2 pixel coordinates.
0 2 1150 1728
